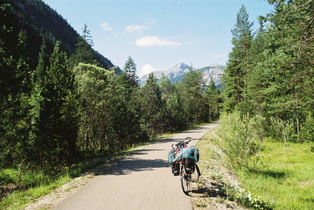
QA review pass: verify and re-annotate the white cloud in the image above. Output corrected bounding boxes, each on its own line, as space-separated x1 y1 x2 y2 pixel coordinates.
141 64 155 76
136 36 183 47
100 22 112 31
125 25 148 33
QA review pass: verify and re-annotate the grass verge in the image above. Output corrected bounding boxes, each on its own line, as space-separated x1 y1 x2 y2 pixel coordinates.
238 140 314 210
191 126 271 210
193 125 314 210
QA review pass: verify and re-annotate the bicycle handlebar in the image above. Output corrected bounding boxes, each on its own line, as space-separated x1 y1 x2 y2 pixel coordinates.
171 137 193 149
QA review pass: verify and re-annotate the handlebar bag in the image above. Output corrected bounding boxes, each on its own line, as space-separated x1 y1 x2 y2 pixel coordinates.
182 146 199 162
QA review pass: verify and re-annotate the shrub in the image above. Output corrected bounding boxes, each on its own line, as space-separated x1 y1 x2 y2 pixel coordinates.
300 114 314 142
214 112 264 170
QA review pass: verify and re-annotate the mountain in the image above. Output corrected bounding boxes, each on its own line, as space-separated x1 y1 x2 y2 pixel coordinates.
138 62 224 87
1 0 117 71
199 64 225 88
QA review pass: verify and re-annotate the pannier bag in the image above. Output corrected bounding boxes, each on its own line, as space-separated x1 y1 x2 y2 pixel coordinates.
168 149 179 175
168 149 176 164
185 158 195 174
171 162 179 176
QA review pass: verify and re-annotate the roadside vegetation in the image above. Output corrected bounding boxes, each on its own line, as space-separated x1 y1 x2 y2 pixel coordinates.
239 141 314 209
193 113 314 210
198 1 314 208
0 150 121 209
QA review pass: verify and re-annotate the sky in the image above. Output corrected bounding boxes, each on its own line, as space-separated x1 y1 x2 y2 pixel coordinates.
43 0 274 76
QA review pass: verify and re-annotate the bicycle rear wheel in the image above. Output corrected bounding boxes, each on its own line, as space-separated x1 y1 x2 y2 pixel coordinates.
180 166 190 195
190 163 200 182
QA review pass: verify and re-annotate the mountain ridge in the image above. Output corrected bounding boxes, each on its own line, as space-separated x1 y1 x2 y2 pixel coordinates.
138 62 224 87
3 0 117 71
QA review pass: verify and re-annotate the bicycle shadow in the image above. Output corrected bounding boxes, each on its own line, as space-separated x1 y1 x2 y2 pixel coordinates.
189 182 227 198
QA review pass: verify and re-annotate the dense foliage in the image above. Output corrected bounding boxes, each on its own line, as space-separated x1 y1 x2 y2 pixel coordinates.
222 0 314 143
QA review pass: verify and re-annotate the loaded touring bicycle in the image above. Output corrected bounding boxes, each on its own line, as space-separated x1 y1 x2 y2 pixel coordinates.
168 137 201 195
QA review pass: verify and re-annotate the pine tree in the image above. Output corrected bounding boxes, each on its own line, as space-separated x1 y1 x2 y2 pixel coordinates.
123 56 138 87
244 19 271 115
223 5 254 113
0 9 32 167
138 73 165 138
180 68 208 124
81 23 94 47
205 77 221 121
34 41 78 171
75 24 98 65
159 76 186 131
262 0 314 141
34 40 49 85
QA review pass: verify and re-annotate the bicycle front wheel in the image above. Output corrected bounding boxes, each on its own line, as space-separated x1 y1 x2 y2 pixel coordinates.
180 166 190 195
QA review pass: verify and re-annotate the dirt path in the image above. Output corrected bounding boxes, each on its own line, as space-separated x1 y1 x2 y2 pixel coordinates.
51 123 218 210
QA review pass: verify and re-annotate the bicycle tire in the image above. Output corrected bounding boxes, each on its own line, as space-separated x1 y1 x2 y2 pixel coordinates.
190 163 200 182
180 165 190 195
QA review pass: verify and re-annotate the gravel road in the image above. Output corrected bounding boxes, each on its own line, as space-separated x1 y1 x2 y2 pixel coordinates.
54 122 219 210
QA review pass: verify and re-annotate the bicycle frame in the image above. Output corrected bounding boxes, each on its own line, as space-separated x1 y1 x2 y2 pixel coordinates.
178 160 185 176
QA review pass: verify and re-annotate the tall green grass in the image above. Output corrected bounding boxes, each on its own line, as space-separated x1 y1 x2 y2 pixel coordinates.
239 141 314 210
213 112 265 169
209 113 314 209
198 123 272 209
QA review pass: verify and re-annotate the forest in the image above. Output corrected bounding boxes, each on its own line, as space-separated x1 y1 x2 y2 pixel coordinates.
0 0 221 176
0 0 313 203
223 0 313 144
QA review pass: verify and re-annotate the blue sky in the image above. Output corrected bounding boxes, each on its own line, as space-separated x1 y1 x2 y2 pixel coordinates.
43 0 274 76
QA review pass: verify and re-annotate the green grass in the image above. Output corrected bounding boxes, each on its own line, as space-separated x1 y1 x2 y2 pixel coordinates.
195 128 272 209
238 141 314 210
196 125 314 210
0 173 71 210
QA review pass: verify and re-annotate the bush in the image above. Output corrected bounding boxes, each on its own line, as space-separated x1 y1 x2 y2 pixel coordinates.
214 112 264 170
0 168 46 189
300 114 314 142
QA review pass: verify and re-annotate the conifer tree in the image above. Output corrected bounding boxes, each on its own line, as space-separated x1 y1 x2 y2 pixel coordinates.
180 68 207 124
206 77 221 121
75 24 98 65
0 16 32 167
260 0 314 141
159 76 186 131
223 5 254 113
34 40 49 85
34 41 78 171
138 73 165 137
123 56 138 87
